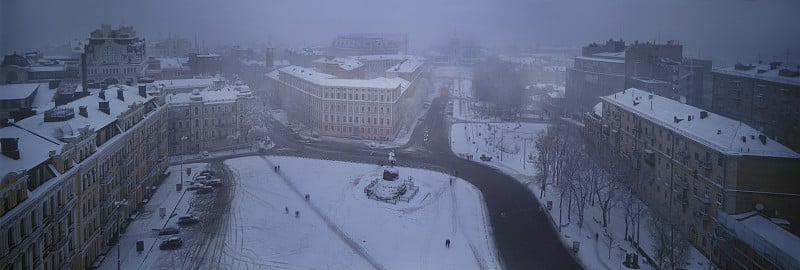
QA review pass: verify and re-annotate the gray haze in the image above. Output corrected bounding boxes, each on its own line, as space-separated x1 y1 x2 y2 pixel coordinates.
2 0 799 65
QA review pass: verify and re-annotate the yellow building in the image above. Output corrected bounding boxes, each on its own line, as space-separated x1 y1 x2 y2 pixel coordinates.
586 88 800 262
1 84 168 269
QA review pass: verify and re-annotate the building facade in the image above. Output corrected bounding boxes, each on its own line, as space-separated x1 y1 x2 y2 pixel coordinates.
268 58 425 140
82 25 147 85
165 82 257 155
152 37 194 58
331 33 407 56
711 62 800 153
1 84 168 270
565 54 626 112
585 88 800 264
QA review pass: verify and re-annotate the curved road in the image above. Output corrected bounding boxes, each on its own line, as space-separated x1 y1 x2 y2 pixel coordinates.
198 84 583 269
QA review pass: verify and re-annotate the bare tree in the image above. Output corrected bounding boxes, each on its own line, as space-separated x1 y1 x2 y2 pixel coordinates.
649 213 690 270
594 165 621 228
534 130 555 198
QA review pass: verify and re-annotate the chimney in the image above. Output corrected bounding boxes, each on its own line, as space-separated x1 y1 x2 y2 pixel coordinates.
99 101 110 115
0 138 20 160
758 134 767 145
138 85 147 98
700 111 708 119
78 106 88 117
117 88 124 101
717 129 721 135
688 115 692 121
99 89 106 100
80 53 88 92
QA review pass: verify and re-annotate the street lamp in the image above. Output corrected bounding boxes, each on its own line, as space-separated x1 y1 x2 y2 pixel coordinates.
179 136 189 186
113 199 129 270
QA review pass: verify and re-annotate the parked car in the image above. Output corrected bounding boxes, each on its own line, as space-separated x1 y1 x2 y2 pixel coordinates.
206 179 223 187
159 237 182 250
158 227 180 236
177 215 200 226
187 183 204 191
196 186 213 194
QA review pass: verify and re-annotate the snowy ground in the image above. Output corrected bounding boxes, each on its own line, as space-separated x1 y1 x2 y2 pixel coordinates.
98 162 209 270
449 122 714 270
212 156 501 269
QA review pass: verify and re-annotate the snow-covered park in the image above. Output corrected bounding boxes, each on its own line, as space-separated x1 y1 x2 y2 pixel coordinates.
449 122 713 270
212 156 501 269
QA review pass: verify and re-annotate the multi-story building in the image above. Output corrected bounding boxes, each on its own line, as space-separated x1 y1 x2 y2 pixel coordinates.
566 39 711 113
1 84 168 269
284 48 326 68
711 62 800 153
188 53 222 76
565 52 626 112
144 57 191 80
165 82 256 155
268 58 425 140
331 33 407 56
716 211 800 270
585 88 800 263
82 25 147 85
151 36 194 58
2 53 69 85
312 57 365 79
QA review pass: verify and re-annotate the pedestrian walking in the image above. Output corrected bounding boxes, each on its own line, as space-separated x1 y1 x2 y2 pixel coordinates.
450 178 453 186
295 211 300 218
285 206 289 214
445 239 451 248
595 232 599 241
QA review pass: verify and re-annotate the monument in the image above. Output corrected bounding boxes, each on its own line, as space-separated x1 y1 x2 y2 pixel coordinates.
363 151 419 204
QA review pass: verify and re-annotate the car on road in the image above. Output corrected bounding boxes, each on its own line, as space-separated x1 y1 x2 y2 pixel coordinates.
158 227 180 236
177 215 200 226
206 179 223 187
369 142 378 148
159 237 182 250
298 139 312 144
187 183 204 191
196 186 213 194
202 150 210 157
199 170 216 177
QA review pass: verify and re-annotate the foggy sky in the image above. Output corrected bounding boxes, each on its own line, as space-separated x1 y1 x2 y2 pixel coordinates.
2 0 799 66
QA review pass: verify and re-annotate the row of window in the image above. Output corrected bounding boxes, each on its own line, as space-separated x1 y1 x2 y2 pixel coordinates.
324 125 390 135
324 115 390 126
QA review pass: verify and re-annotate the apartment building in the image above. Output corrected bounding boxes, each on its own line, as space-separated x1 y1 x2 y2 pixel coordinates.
1 84 168 269
165 82 257 155
268 59 425 140
585 88 800 262
711 62 800 153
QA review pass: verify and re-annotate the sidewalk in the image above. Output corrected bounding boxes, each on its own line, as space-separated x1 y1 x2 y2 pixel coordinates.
98 162 208 270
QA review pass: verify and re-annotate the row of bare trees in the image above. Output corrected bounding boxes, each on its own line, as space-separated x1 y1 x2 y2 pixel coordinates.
534 123 690 269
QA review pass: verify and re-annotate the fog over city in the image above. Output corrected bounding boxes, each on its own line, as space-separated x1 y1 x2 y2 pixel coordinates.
1 1 799 270
3 0 800 65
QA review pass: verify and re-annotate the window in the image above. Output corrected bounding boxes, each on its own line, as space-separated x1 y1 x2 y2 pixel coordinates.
104 46 115 63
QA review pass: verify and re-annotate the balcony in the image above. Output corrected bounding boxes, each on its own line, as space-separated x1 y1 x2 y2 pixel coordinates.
697 159 712 170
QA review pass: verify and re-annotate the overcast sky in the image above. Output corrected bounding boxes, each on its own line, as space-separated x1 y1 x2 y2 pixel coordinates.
2 0 799 65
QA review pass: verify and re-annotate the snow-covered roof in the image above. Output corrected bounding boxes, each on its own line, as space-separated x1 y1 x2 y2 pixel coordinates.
499 55 547 66
593 102 603 118
241 59 266 67
0 125 62 174
386 58 424 73
153 78 214 91
157 57 188 70
167 85 250 104
601 88 799 158
575 56 625 64
592 51 626 59
276 65 409 90
353 54 424 62
29 65 65 72
719 211 800 267
14 85 156 144
313 57 364 71
714 64 800 86
0 83 41 100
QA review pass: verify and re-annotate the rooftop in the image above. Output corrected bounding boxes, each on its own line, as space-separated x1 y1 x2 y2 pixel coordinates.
719 211 800 268
166 84 251 104
352 54 424 62
592 51 626 59
714 63 800 86
275 65 409 90
601 88 799 158
387 58 424 73
0 125 62 175
153 78 215 91
313 57 364 71
0 83 41 100
575 56 625 64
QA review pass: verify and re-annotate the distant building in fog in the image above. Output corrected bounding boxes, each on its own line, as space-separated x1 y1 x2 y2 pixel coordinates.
331 33 407 56
82 24 147 85
188 53 222 76
565 39 627 112
152 36 194 58
711 62 800 152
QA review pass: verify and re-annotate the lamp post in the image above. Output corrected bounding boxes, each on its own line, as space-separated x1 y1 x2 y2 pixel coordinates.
179 136 188 185
113 200 128 270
